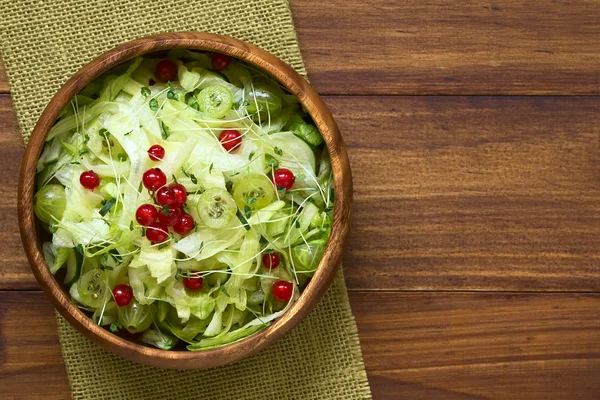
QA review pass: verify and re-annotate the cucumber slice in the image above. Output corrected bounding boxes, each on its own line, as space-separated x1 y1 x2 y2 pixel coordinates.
64 247 84 285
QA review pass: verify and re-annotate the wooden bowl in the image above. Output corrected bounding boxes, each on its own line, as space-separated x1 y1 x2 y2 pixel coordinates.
18 32 352 369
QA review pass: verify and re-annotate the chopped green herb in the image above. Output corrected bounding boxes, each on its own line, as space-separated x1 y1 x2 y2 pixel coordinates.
117 153 128 162
244 205 252 219
296 173 306 180
236 209 250 230
190 174 198 184
161 205 170 216
220 285 230 296
266 155 279 169
129 221 134 231
273 147 283 156
167 90 178 100
141 86 151 96
109 249 124 264
149 98 159 111
160 122 171 140
99 198 116 217
209 163 214 174
110 322 121 333
246 197 257 205
158 243 169 250
186 94 199 110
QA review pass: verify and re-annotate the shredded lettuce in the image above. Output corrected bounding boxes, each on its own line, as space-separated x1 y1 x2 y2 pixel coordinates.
34 50 334 351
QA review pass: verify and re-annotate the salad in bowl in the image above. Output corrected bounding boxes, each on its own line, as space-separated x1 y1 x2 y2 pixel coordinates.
33 49 334 351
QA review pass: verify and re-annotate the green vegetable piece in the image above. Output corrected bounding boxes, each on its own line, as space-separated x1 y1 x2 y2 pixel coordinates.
284 113 324 146
292 240 326 273
294 124 323 146
243 80 283 122
167 89 178 100
34 184 66 224
232 174 275 211
197 188 237 229
141 86 151 97
160 121 171 139
64 248 83 285
185 93 200 110
99 198 116 217
140 328 178 350
118 299 154 333
77 268 110 308
197 85 233 118
98 57 142 102
42 242 70 274
149 98 159 111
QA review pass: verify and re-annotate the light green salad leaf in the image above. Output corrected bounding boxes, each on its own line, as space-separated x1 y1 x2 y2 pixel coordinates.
34 51 334 350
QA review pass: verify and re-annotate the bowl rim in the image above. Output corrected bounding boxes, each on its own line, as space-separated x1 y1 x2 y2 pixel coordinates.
18 32 352 369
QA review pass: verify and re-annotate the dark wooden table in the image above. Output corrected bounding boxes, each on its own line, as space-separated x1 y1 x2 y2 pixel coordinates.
1 1 600 398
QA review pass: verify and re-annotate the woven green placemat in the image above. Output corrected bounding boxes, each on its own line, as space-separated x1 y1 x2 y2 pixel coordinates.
0 1 372 399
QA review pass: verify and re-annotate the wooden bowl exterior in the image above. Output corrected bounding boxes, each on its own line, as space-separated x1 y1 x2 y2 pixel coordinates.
18 32 352 369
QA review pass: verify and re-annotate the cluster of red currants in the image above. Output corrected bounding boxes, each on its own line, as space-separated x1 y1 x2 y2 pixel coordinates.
135 145 195 244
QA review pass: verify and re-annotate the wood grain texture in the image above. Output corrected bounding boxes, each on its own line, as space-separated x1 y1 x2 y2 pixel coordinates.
1 291 599 399
335 96 600 291
291 0 600 95
3 94 600 291
351 292 600 399
0 95 30 289
2 0 600 95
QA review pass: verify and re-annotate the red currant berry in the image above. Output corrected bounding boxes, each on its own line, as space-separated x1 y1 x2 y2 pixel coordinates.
183 276 203 291
157 206 181 226
146 223 169 243
273 168 295 191
112 284 133 307
169 183 187 207
155 59 177 82
148 144 165 161
156 186 176 207
173 213 195 235
142 168 167 191
272 280 293 302
218 129 242 152
262 252 280 270
80 170 100 190
135 204 158 226
211 53 231 71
